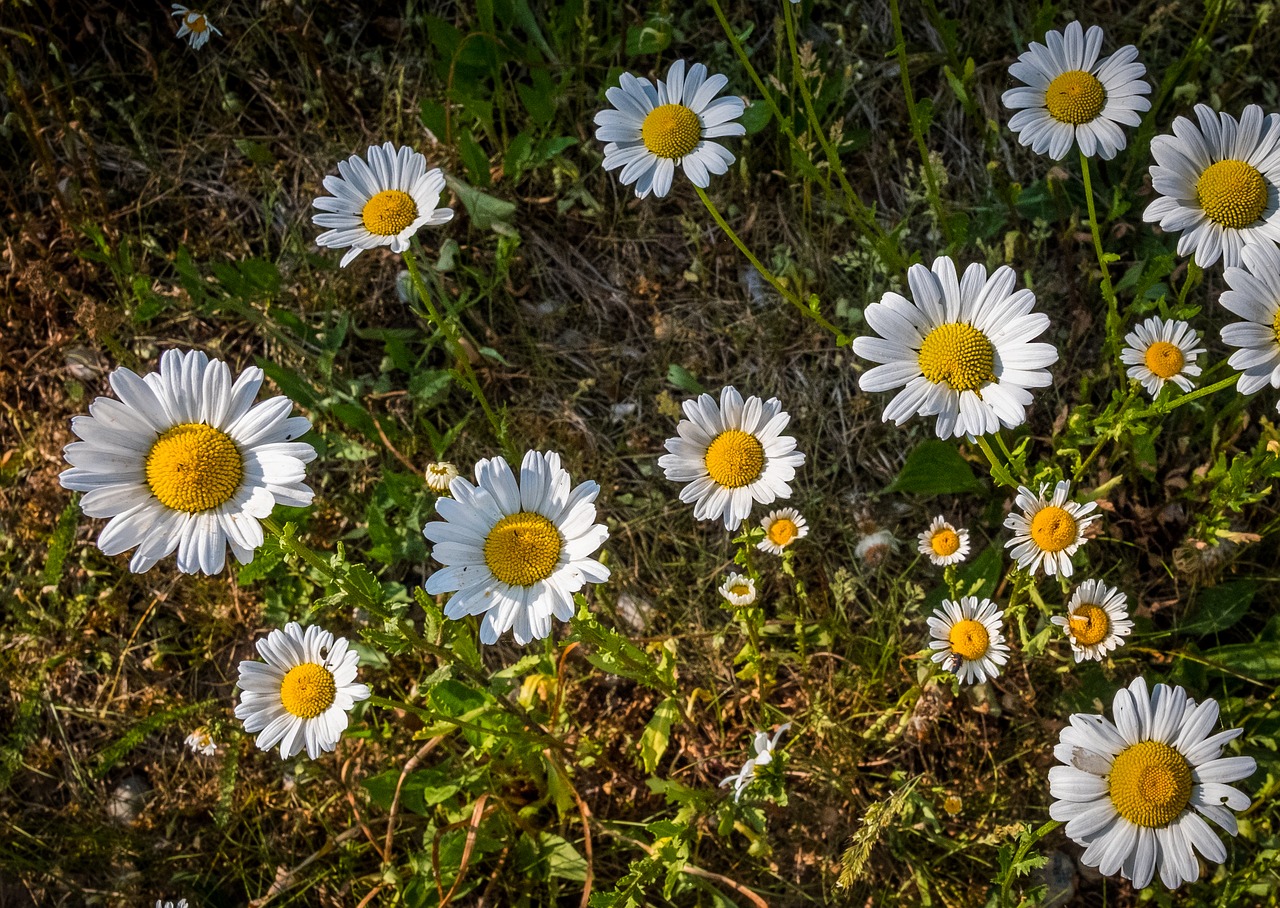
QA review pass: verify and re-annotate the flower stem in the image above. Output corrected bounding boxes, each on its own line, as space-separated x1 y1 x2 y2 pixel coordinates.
889 0 949 242
262 516 380 613
975 435 1019 489
1131 373 1240 419
1079 151 1121 357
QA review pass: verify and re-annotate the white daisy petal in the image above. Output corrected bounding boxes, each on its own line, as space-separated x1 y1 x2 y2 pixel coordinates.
1003 479 1099 577
1050 579 1133 662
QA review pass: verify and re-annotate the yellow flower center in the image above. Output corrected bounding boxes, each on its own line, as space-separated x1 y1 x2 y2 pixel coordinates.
704 429 765 489
1067 602 1111 646
483 511 562 587
1108 740 1193 829
767 518 799 547
280 663 337 719
145 423 244 513
942 795 963 816
1044 70 1107 125
1143 340 1185 379
930 529 961 557
729 583 752 598
1272 307 1280 348
361 189 419 236
1196 159 1268 230
1029 505 1078 553
948 618 990 661
918 323 996 392
641 104 702 159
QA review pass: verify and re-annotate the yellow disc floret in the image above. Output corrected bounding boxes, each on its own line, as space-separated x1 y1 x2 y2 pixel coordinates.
1044 70 1107 125
280 662 337 719
1272 306 1280 348
948 618 990 661
186 13 208 32
930 529 961 557
641 104 702 159
145 423 244 513
1108 740 1193 828
1029 505 1078 553
1196 159 1268 230
1068 602 1111 646
918 323 996 392
361 189 419 236
767 518 799 547
1143 341 1185 379
730 583 752 598
705 430 766 489
484 511 562 587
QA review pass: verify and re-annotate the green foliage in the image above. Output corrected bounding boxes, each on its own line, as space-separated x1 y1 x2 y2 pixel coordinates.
886 440 984 495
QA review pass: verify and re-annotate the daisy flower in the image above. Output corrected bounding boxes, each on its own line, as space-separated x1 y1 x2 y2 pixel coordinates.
1220 241 1280 395
718 573 757 606
312 142 454 268
424 461 460 493
157 901 189 908
757 507 808 555
235 623 370 761
184 727 217 756
719 724 791 801
422 451 610 646
1052 579 1133 662
58 349 316 575
918 516 970 566
658 386 805 530
1004 480 1100 577
852 256 1058 439
1050 677 1255 889
1120 317 1205 397
1144 104 1280 270
593 60 745 199
927 596 1010 685
171 5 220 50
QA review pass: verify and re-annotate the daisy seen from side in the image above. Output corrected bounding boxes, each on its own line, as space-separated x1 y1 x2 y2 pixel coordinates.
918 516 970 566
1220 240 1280 396
1052 579 1133 662
184 727 217 756
927 596 1010 685
718 573 757 607
171 5 220 50
719 724 791 801
425 461 460 493
1004 480 1100 578
1120 317 1205 397
757 507 808 555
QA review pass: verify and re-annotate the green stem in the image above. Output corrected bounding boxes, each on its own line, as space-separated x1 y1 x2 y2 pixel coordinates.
1131 373 1240 419
975 435 1019 489
263 516 380 612
1079 152 1120 357
888 0 949 241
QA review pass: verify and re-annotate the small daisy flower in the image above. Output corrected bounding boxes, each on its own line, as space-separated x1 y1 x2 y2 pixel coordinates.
718 573 757 606
719 724 790 801
184 727 217 756
757 507 808 555
1144 104 1280 270
918 516 971 566
423 451 610 646
171 5 220 50
157 901 189 908
1052 579 1133 662
593 60 745 199
853 256 1059 439
58 349 316 575
312 142 454 268
1004 480 1100 577
235 623 370 761
927 596 1010 685
1050 677 1255 889
424 461 460 493
658 386 805 530
1120 317 1205 397
1220 241 1280 395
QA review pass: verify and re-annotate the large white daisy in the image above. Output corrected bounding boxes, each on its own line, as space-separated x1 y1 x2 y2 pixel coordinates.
918 515 970 566
1050 677 1255 889
58 349 316 575
593 59 745 199
1120 317 1205 397
852 256 1059 439
658 386 805 530
1052 579 1133 662
927 596 1010 685
171 5 220 50
1144 104 1280 270
1220 240 1280 395
422 451 610 646
1002 21 1151 161
312 142 454 268
235 623 371 761
1003 480 1100 577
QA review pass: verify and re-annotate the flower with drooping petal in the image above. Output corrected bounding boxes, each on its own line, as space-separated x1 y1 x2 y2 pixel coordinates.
184 727 217 756
1003 480 1100 577
719 724 790 801
425 461 460 493
1220 241 1280 397
757 507 808 555
1052 579 1133 662
918 516 970 566
718 573 757 606
171 5 220 50
1120 317 1205 397
927 596 1009 685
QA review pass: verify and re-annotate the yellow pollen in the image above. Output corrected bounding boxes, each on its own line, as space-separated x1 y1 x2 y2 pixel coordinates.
942 795 963 816
280 663 337 719
1108 740 1193 828
1029 505 1078 553
948 618 990 661
361 189 419 236
767 518 799 547
705 430 766 489
187 13 208 32
1143 341 1185 379
1044 70 1107 125
641 104 702 159
1196 159 1268 230
483 511 562 587
930 529 961 557
918 323 996 392
1067 602 1111 646
730 584 751 597
1272 307 1280 348
145 423 243 513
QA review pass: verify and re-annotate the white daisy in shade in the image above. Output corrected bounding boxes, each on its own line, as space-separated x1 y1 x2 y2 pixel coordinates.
757 507 808 555
718 573 757 606
593 59 745 199
184 727 217 757
235 623 370 761
58 349 316 575
1050 676 1255 889
1001 21 1151 160
1220 241 1280 396
312 142 454 268
659 386 805 530
1052 579 1133 662
422 451 610 646
1003 480 1100 578
171 5 220 50
852 256 1058 440
918 516 970 566
424 461 460 493
156 901 189 908
927 596 1010 685
1120 317 1205 397
1144 104 1280 270
719 724 790 802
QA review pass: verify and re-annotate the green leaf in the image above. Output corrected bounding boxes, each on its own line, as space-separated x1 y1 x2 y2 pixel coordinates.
1179 580 1256 637
924 545 1001 611
885 440 983 495
666 363 705 395
446 175 517 231
1200 641 1280 681
639 697 679 774
740 99 774 135
625 17 672 55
